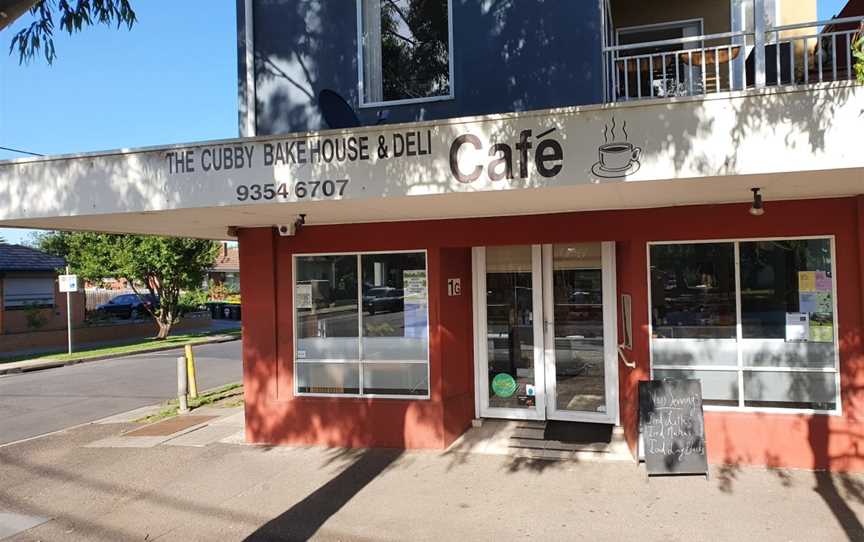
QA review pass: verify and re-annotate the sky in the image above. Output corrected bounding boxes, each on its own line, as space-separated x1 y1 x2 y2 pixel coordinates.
0 0 854 245
0 0 238 244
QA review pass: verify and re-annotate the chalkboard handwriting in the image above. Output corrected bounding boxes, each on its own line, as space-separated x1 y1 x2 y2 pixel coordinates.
646 438 705 460
650 391 701 409
639 379 708 476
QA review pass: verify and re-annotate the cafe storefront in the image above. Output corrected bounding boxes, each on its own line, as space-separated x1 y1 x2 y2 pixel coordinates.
1 85 863 471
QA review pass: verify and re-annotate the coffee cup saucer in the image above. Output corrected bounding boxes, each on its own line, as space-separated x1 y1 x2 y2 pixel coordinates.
591 160 640 178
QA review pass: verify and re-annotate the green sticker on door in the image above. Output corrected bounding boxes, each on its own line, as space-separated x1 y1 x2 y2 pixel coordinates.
491 373 518 398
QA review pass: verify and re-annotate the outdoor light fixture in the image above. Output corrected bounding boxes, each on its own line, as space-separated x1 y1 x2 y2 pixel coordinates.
750 188 764 216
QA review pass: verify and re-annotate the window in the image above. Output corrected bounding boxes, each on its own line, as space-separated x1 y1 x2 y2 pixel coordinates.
649 238 838 412
3 277 55 309
359 0 453 106
294 251 429 397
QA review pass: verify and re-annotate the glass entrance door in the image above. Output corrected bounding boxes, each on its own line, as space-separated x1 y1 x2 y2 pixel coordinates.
474 243 618 423
543 243 618 423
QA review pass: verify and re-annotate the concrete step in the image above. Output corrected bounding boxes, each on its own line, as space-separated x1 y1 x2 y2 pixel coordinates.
448 419 633 462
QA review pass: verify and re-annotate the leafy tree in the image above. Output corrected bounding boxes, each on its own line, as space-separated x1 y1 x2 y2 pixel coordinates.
4 0 137 64
854 29 864 84
380 0 449 101
36 231 219 339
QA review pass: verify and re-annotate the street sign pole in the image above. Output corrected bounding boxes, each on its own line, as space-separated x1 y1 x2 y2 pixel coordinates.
66 265 72 355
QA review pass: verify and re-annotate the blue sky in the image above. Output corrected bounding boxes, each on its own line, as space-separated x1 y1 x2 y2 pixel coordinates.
0 0 238 244
819 0 850 20
0 0 854 244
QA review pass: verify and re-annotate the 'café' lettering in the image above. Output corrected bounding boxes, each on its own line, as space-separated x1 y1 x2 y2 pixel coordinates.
449 129 564 184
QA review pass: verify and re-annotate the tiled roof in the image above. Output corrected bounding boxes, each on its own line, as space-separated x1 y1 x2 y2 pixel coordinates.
0 244 65 272
210 246 239 272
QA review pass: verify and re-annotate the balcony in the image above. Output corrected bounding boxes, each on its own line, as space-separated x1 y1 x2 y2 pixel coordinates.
603 7 863 102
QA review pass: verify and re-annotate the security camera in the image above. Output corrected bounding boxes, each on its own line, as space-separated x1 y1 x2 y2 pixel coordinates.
276 215 306 237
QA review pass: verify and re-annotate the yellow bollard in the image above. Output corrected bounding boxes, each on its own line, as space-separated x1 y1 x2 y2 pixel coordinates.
185 344 199 399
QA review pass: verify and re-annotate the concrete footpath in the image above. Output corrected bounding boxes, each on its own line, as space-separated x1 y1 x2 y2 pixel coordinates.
0 411 863 542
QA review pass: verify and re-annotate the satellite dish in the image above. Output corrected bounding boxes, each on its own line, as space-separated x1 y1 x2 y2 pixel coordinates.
318 89 361 130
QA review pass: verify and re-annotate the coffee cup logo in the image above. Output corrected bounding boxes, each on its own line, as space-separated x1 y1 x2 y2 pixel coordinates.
591 117 641 178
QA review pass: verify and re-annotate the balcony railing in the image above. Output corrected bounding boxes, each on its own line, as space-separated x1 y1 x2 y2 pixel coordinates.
603 16 864 103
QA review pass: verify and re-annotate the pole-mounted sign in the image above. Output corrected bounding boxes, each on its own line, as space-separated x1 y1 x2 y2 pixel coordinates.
59 269 78 355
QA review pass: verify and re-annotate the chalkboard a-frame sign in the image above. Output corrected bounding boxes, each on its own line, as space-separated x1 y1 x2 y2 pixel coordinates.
639 379 708 477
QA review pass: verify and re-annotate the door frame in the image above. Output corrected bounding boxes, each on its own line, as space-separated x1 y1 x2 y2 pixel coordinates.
471 243 620 424
542 242 619 424
472 245 547 420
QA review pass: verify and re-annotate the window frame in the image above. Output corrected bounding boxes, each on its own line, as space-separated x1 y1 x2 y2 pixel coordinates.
646 235 841 416
292 249 431 400
356 0 456 108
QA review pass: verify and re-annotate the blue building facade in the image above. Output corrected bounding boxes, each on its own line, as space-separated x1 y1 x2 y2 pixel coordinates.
238 0 604 136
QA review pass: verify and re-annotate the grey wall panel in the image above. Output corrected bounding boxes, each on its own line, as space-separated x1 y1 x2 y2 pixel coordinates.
252 0 603 135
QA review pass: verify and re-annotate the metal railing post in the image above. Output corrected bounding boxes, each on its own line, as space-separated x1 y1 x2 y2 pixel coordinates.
754 0 767 88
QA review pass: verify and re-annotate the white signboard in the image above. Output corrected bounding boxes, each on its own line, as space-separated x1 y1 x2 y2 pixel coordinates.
1 85 862 229
58 274 78 293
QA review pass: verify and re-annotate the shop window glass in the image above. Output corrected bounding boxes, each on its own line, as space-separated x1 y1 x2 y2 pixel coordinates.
360 0 451 104
295 252 429 398
296 363 360 395
295 255 359 362
650 243 736 339
361 252 428 364
653 369 739 407
649 238 839 412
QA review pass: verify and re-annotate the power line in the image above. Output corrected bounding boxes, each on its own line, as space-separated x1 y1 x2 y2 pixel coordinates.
0 145 44 157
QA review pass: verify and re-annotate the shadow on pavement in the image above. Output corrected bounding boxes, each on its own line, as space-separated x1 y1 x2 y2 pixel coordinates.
243 448 403 541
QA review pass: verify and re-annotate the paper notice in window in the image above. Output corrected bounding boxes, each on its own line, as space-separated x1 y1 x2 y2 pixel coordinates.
809 324 833 342
296 284 313 309
785 312 809 342
798 271 816 292
816 291 833 314
403 270 427 303
815 271 832 292
799 292 817 313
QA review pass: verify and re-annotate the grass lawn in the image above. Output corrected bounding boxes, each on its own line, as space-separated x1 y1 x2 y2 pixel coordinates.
136 383 244 424
0 328 241 365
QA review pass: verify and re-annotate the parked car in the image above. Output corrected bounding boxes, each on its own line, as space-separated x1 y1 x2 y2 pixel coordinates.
362 287 403 315
96 293 158 319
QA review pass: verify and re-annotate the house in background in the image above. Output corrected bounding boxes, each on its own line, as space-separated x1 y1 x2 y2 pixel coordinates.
0 244 84 335
207 243 240 293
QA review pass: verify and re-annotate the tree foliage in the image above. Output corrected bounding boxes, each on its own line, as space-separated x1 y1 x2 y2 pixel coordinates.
854 28 864 84
9 0 137 64
35 231 219 339
380 0 449 101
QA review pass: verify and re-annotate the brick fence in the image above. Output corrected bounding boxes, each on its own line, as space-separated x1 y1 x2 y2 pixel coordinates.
0 314 213 355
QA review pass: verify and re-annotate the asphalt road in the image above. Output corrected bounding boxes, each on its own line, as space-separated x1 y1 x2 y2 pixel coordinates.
0 340 242 446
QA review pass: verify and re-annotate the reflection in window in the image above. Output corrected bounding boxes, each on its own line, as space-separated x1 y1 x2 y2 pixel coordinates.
295 255 359 363
295 252 429 397
649 239 838 412
485 245 535 410
740 239 833 339
650 243 736 339
361 0 451 103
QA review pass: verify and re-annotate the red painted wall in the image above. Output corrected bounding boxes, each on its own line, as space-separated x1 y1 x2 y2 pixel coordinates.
240 196 864 470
